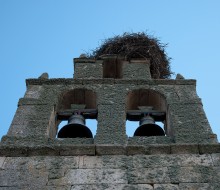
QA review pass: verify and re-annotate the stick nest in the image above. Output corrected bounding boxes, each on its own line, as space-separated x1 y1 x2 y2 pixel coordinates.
90 32 172 79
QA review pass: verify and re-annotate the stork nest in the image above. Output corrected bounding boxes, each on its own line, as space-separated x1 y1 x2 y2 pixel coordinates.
90 32 172 79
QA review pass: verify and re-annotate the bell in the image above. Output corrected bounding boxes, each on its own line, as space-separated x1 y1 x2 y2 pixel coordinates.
58 114 93 138
134 115 165 136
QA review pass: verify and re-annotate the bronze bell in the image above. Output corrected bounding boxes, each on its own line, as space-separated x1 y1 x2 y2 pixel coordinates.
134 115 165 136
58 114 93 138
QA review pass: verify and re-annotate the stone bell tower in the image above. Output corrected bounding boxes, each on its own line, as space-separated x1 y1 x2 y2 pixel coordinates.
0 54 220 189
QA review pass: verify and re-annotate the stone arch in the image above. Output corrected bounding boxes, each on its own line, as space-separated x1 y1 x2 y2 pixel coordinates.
126 88 166 111
126 88 171 137
53 88 97 139
58 88 97 111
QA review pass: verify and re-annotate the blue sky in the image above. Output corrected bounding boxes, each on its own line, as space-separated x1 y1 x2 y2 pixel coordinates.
0 0 219 140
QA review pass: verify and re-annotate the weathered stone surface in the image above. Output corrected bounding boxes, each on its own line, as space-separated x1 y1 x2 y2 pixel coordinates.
96 145 126 155
48 169 127 185
0 185 71 190
74 61 103 79
128 137 173 145
154 184 179 190
0 157 5 169
4 62 218 145
0 145 28 156
78 155 129 169
168 166 220 183
59 145 95 156
123 61 151 80
179 183 220 190
1 58 219 189
129 154 213 169
0 168 48 187
126 145 146 155
171 144 199 154
44 186 71 190
70 184 153 190
211 153 220 166
24 85 43 99
78 156 102 169
199 144 220 154
149 144 171 154
0 153 219 188
128 167 170 184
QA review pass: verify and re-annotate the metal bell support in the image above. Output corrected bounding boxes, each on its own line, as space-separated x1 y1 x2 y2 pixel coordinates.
134 115 165 136
58 114 93 138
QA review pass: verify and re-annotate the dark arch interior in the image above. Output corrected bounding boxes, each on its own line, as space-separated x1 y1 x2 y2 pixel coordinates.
126 89 167 137
57 89 97 138
126 89 166 111
58 89 97 110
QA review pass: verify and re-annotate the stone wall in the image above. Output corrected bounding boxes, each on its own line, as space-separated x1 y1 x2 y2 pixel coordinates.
0 57 219 189
2 77 217 145
0 151 220 190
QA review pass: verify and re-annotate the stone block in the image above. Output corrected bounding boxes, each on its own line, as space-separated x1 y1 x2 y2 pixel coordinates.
78 155 130 169
114 79 139 85
179 154 213 167
137 79 155 85
0 168 48 187
129 155 177 169
3 157 45 170
101 155 128 169
128 167 170 184
24 85 43 99
171 144 199 154
53 138 94 145
59 145 95 156
82 79 103 85
199 144 220 154
174 133 215 144
154 184 179 190
123 62 151 80
48 169 127 185
70 184 153 190
0 146 28 157
74 62 103 79
149 144 171 154
129 154 213 169
44 186 71 190
211 153 220 166
27 146 59 156
0 186 51 190
45 156 79 170
96 145 126 155
78 156 102 169
72 79 83 84
168 166 220 183
0 157 6 169
74 58 96 63
179 183 220 190
127 137 172 145
18 98 42 106
8 120 50 138
126 145 146 155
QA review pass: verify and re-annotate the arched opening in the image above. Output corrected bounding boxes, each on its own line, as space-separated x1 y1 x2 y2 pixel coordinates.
56 89 97 138
58 88 96 110
126 89 167 137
